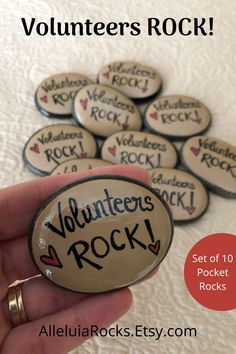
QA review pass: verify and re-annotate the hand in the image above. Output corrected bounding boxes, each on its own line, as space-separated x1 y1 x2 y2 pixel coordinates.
0 165 150 354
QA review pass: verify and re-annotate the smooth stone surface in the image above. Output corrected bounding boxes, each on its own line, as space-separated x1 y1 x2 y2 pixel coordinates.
145 95 211 139
23 124 97 176
181 136 236 198
73 84 142 137
35 73 92 117
51 158 112 175
101 131 178 169
148 168 209 222
29 175 174 293
97 61 162 100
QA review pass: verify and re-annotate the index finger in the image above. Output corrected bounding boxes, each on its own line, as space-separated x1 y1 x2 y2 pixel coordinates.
0 165 151 241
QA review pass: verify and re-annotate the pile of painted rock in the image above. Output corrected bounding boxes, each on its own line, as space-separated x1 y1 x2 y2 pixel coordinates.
23 61 236 223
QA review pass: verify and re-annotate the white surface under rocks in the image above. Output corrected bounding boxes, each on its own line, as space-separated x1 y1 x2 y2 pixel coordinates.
0 1 235 354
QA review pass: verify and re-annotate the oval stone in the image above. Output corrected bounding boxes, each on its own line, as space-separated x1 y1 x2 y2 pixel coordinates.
148 168 209 222
73 84 142 137
98 61 162 100
181 136 236 198
29 176 174 293
35 73 92 117
51 158 112 175
145 95 211 139
23 124 97 176
101 131 178 169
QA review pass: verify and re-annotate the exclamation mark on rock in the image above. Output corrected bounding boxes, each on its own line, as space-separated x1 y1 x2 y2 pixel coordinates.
157 153 161 167
142 79 149 93
190 191 194 208
194 110 201 124
122 116 129 130
145 219 161 256
144 219 155 242
186 191 196 215
79 141 87 158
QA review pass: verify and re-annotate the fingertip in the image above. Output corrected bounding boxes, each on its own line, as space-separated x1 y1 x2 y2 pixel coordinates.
110 287 133 314
83 287 133 329
97 287 133 319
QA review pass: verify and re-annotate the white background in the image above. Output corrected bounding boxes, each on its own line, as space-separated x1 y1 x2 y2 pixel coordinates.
0 1 235 353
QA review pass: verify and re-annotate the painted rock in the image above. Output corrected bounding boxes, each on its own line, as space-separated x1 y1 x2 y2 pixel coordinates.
101 131 178 169
35 73 92 117
73 84 142 137
181 136 236 198
51 158 112 175
145 95 211 139
148 168 209 222
29 175 173 293
23 124 97 176
97 61 162 100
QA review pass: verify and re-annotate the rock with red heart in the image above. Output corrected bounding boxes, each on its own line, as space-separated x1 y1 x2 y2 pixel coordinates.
144 95 211 140
73 84 142 138
181 136 236 198
29 175 173 293
148 168 209 222
97 61 162 101
50 158 112 175
23 124 97 176
35 73 92 118
101 131 178 170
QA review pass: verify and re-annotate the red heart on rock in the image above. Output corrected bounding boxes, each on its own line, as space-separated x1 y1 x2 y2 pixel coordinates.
148 240 160 256
142 87 148 93
40 245 62 268
80 152 87 158
30 143 40 154
40 95 48 103
80 98 88 110
122 123 129 130
191 147 201 156
102 71 110 79
150 112 158 120
186 207 196 215
194 118 202 124
108 146 116 157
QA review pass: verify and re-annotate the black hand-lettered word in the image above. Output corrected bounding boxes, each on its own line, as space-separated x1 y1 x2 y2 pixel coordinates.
198 139 236 162
153 100 201 111
120 151 162 168
116 134 166 152
201 153 236 178
90 107 122 126
45 189 154 239
87 88 134 113
52 90 78 106
37 130 83 145
44 144 81 164
154 188 194 210
160 111 200 125
111 75 148 90
151 173 195 190
67 219 157 270
41 78 89 93
108 63 156 79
